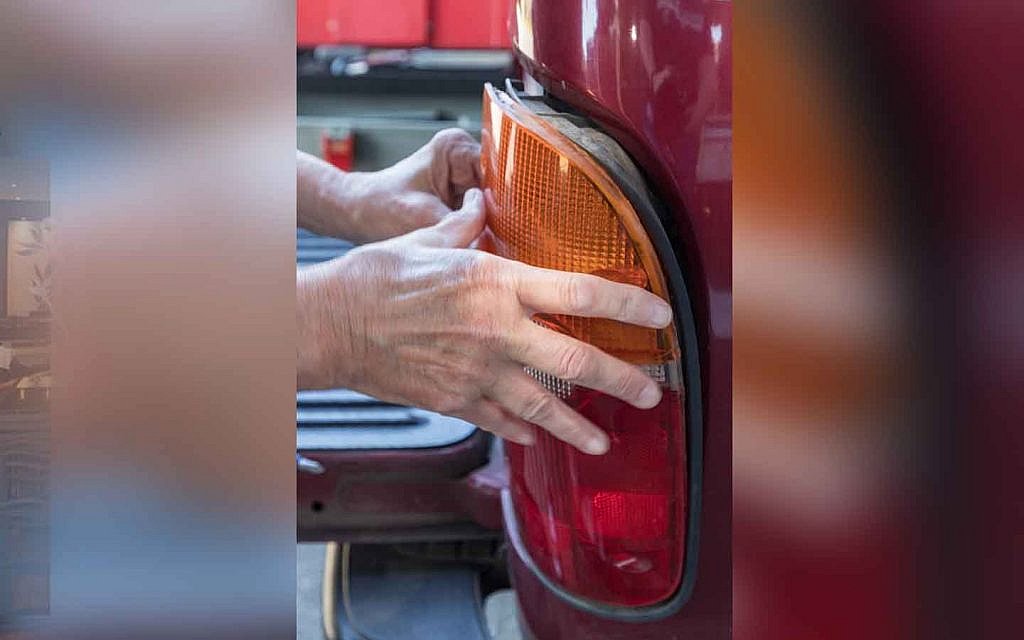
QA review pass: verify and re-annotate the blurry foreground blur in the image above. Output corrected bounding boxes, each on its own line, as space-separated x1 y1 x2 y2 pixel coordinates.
735 2 1024 638
0 3 295 638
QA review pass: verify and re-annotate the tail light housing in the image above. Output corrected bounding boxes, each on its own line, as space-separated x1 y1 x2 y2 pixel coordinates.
482 83 703 618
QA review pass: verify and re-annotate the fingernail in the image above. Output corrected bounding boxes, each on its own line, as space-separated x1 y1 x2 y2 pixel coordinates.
651 302 672 327
638 384 661 408
584 436 609 455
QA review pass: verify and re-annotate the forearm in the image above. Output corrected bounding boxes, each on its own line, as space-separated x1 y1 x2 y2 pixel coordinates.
296 260 358 390
296 150 367 238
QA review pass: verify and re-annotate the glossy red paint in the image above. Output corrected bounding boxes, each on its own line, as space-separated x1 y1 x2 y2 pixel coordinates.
506 0 731 637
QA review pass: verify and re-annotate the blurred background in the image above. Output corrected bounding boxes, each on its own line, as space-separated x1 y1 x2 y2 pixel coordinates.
734 1 1024 638
296 0 511 174
0 160 51 625
0 3 296 638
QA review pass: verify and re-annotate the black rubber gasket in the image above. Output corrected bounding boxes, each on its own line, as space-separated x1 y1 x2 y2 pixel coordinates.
498 85 704 622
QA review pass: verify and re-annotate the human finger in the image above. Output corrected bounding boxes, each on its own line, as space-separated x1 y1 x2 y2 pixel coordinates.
455 398 536 446
428 128 481 207
509 320 662 409
408 188 486 249
487 364 610 455
512 264 673 329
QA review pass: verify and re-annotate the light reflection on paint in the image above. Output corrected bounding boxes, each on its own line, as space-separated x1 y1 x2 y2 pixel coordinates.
581 0 598 61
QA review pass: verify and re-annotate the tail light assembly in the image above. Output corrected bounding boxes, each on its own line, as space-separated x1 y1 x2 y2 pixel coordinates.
481 82 703 620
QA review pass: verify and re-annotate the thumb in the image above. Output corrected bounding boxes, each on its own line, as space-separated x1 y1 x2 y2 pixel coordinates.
410 188 486 249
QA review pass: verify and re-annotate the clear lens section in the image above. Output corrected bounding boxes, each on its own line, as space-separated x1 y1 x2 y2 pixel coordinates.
482 84 686 607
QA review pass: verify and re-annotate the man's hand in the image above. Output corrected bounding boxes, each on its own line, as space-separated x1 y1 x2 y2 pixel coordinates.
297 189 673 455
297 129 481 243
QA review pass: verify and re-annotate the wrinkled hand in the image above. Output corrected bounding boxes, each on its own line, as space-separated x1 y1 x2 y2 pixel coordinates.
297 189 673 455
303 129 481 243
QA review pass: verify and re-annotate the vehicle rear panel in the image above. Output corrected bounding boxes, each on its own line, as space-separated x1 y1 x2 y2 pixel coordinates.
506 1 731 637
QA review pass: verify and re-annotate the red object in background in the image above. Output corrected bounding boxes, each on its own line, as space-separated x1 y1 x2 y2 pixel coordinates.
432 0 511 49
321 130 354 171
297 0 510 49
297 0 428 48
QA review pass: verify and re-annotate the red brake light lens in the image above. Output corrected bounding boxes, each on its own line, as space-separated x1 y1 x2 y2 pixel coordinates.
481 84 687 608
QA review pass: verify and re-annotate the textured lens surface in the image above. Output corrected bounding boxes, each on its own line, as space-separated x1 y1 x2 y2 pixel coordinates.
482 85 687 607
483 88 678 365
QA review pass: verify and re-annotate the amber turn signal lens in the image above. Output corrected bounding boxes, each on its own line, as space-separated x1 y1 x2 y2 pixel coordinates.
481 84 679 366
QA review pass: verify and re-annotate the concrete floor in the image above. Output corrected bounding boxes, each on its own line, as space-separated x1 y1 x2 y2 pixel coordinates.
297 543 328 640
484 590 523 640
298 543 365 640
297 543 521 640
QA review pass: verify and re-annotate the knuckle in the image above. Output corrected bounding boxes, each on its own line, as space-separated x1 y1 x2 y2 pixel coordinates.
561 277 593 314
521 391 556 423
459 250 494 284
469 260 511 309
616 289 634 321
613 366 641 399
556 418 588 446
556 345 590 383
453 255 521 347
431 128 471 149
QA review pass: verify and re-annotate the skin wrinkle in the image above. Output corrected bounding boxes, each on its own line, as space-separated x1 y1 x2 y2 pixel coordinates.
295 129 672 454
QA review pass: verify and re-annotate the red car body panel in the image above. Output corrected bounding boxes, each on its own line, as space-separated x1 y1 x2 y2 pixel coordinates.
506 1 732 637
297 431 504 542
